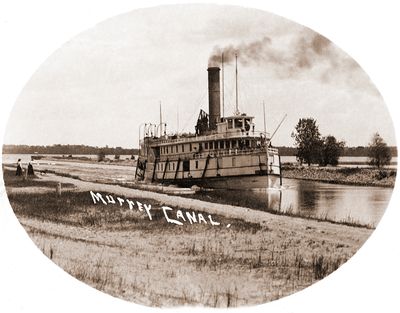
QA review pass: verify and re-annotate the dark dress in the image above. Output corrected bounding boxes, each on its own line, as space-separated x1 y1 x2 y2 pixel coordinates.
28 163 34 175
16 163 22 176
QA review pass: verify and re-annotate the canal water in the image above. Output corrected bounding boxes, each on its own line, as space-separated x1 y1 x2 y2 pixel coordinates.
203 178 393 227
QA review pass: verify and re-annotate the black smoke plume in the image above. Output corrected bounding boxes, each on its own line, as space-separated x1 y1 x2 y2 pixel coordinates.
207 30 374 94
208 32 332 72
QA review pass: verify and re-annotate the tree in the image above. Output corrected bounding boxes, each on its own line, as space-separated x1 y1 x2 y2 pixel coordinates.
368 133 391 168
292 118 323 166
320 135 345 166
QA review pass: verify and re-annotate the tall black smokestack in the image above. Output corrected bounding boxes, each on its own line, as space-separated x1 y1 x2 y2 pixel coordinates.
207 67 221 130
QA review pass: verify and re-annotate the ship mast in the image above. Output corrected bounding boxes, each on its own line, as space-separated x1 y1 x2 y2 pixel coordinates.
263 100 267 134
176 105 179 136
221 52 225 118
235 53 239 115
159 101 162 137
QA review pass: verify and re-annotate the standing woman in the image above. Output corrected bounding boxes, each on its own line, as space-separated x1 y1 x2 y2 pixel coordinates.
27 162 34 176
16 158 23 176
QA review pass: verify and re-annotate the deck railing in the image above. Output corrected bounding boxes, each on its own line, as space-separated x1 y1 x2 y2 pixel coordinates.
141 130 271 147
149 146 280 161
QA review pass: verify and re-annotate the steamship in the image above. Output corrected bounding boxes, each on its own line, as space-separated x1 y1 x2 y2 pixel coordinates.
135 65 282 190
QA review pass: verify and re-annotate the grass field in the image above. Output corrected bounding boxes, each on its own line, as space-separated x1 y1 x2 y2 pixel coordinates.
3 166 373 307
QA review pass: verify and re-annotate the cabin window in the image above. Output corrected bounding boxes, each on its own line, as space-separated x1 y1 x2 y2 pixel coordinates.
270 155 275 164
166 147 169 154
235 119 243 129
210 141 214 149
161 163 163 171
195 160 199 169
199 143 203 151
245 140 250 147
183 160 190 171
172 163 175 170
182 144 184 152
226 141 230 149
220 141 225 149
228 119 233 129
190 143 192 152
232 157 236 166
205 142 209 149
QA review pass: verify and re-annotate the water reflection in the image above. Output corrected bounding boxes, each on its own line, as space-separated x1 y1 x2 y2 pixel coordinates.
214 178 393 226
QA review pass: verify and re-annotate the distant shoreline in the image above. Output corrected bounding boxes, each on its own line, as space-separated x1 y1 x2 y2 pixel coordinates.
2 144 397 158
2 144 138 156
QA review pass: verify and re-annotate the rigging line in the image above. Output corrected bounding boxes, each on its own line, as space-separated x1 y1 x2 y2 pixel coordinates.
179 91 207 133
220 64 236 116
224 73 237 116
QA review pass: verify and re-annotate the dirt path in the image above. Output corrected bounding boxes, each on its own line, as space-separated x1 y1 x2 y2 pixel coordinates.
37 173 372 242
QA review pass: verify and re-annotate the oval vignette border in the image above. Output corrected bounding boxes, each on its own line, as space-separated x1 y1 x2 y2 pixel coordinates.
0 1 400 310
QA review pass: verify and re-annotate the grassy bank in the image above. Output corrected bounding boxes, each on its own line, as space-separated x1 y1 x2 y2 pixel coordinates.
2 166 75 189
282 165 396 188
10 190 363 307
3 168 373 307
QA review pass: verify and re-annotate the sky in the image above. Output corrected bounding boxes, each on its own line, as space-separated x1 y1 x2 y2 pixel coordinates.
3 4 396 148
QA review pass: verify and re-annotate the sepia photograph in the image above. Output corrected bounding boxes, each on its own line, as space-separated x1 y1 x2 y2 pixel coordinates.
0 1 399 312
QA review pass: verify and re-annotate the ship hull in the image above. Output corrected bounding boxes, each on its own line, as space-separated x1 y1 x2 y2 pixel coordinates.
160 173 281 190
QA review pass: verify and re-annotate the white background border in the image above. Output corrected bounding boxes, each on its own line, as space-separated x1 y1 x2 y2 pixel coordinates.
1 1 399 312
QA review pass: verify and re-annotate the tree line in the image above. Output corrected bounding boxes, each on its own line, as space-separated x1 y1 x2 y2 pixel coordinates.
291 118 394 167
2 144 138 156
4 143 396 158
